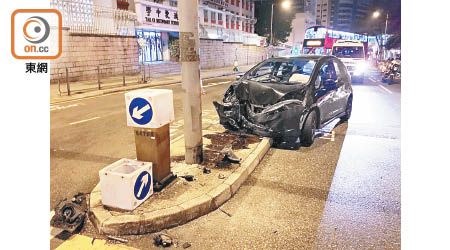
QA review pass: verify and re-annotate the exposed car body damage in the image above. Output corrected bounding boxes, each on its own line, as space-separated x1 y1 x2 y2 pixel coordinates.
214 56 353 148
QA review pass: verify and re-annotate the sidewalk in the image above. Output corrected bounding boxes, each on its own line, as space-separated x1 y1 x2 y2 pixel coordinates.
89 121 272 235
50 64 255 104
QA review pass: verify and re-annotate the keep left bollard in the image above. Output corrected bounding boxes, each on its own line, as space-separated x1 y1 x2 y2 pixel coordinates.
125 89 175 191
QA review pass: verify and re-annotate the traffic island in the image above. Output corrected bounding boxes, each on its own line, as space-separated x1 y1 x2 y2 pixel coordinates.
89 127 272 236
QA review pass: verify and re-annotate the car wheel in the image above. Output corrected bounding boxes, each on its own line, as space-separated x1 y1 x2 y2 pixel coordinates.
341 97 353 122
301 111 317 147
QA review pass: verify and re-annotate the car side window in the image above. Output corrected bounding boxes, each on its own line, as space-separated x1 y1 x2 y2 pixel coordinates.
316 60 337 89
334 59 350 82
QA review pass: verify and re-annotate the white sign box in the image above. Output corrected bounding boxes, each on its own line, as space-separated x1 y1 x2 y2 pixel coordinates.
99 159 153 211
125 89 174 128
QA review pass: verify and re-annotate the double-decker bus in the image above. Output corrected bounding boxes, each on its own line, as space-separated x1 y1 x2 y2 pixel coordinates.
302 25 369 57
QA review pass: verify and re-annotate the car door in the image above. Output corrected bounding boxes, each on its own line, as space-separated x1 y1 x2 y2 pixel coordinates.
314 60 340 123
332 59 351 116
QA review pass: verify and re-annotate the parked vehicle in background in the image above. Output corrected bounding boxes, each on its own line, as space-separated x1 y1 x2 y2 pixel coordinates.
332 40 367 83
213 55 353 149
382 58 401 85
302 25 369 56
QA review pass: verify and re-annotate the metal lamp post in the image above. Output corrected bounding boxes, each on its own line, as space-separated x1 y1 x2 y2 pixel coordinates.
270 0 291 55
373 11 389 60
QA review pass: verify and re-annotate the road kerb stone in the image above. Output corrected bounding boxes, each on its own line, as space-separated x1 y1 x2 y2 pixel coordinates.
89 206 112 232
91 183 101 193
140 206 186 234
101 214 142 236
225 165 249 195
255 138 271 161
89 190 102 208
207 183 232 209
88 135 272 235
178 194 213 222
242 152 260 175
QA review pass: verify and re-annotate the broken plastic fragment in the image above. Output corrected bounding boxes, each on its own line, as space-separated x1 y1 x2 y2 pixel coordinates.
220 147 241 163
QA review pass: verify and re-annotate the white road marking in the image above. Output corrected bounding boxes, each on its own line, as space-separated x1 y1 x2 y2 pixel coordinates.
50 211 64 240
69 116 101 125
369 78 376 83
204 81 230 88
378 84 393 94
50 103 84 111
318 130 335 141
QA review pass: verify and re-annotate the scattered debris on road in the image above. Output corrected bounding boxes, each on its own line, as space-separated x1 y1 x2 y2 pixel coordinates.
153 233 173 247
219 207 232 217
203 167 211 174
179 175 194 182
182 242 192 248
107 235 129 243
51 193 88 233
220 147 241 163
218 173 225 179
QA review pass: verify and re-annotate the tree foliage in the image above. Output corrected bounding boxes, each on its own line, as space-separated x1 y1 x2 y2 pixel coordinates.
254 0 295 45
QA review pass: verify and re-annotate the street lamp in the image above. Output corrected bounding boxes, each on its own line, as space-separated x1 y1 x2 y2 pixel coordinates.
373 10 389 60
270 0 291 47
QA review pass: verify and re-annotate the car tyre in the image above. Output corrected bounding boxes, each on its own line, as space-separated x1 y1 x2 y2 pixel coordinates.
301 111 317 147
341 96 353 122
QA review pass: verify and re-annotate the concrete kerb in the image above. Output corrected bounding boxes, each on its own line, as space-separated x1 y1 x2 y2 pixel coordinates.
89 137 272 235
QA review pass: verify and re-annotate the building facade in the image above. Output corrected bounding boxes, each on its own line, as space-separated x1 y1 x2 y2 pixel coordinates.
293 0 316 15
50 0 267 82
332 0 373 32
316 0 334 27
133 0 262 64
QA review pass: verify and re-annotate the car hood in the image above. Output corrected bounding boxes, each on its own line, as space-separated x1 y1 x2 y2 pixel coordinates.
231 80 308 106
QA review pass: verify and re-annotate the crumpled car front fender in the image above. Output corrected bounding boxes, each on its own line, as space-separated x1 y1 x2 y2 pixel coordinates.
213 99 307 138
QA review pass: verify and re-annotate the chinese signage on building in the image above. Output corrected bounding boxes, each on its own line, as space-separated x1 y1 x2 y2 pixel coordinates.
202 0 229 9
139 2 179 31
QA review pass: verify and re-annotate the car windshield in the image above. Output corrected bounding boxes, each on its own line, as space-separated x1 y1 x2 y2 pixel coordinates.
332 46 364 58
245 59 318 85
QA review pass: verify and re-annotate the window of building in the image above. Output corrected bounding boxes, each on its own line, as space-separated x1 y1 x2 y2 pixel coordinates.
153 0 162 3
204 9 208 22
218 13 223 25
211 12 216 24
169 0 177 7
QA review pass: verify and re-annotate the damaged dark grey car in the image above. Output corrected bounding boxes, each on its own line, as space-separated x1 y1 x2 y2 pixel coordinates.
213 55 353 148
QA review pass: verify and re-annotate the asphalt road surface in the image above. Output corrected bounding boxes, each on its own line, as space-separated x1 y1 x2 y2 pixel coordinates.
50 70 400 249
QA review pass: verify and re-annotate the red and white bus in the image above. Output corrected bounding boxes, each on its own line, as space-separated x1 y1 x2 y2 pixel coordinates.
302 25 369 57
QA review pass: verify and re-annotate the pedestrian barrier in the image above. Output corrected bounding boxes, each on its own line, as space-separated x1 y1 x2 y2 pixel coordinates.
57 63 154 96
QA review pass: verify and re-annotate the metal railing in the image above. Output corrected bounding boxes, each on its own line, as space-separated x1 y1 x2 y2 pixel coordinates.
50 0 136 36
55 63 164 96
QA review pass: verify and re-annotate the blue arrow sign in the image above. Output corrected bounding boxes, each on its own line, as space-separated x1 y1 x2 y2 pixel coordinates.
129 97 153 125
134 171 152 200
